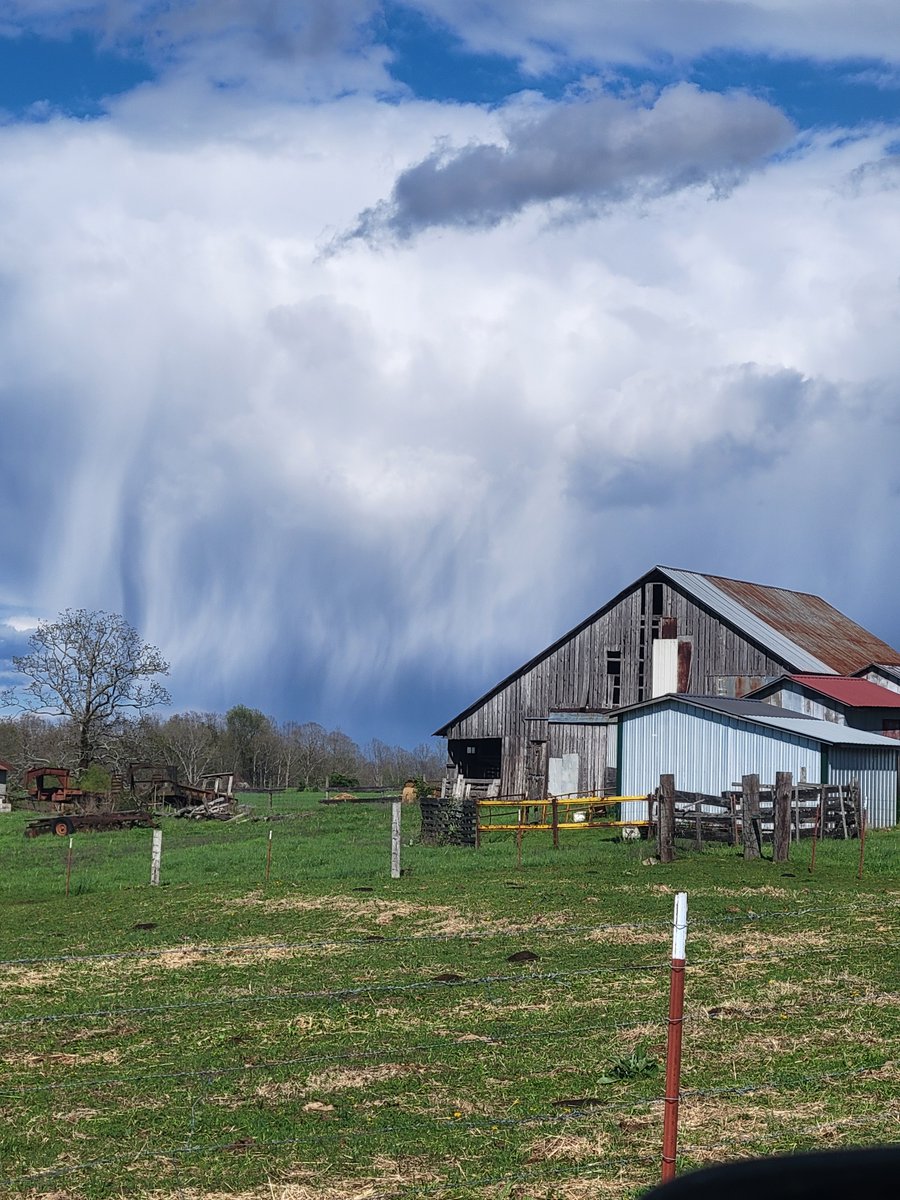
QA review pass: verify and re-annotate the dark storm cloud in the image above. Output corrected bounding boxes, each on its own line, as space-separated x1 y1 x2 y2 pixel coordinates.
351 85 795 239
565 366 820 511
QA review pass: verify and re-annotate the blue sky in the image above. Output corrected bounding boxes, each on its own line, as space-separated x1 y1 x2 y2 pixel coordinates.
2 4 900 123
1 2 900 743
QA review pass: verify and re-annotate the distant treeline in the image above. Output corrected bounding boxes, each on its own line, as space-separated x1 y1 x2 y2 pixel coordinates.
0 705 445 792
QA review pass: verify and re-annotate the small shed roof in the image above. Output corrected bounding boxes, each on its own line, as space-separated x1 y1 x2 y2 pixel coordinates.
778 675 900 709
0 759 11 772
616 693 900 749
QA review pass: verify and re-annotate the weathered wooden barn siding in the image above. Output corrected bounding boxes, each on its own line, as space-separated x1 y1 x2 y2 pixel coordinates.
547 723 608 795
442 575 789 796
659 582 785 693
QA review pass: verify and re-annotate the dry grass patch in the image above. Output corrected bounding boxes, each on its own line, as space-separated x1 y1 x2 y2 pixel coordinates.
50 1106 102 1124
482 1161 656 1199
587 927 668 947
3 1048 121 1069
255 1062 424 1102
0 963 70 992
148 1154 443 1200
702 928 832 953
525 1131 610 1163
231 893 467 930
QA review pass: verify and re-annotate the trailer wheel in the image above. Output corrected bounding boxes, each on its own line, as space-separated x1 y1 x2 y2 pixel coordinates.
53 818 74 837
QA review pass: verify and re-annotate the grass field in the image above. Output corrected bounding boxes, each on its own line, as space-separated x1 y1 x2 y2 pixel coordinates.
0 793 897 1199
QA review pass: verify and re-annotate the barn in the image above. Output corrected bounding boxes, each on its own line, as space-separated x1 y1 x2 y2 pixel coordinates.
616 695 900 828
435 565 900 803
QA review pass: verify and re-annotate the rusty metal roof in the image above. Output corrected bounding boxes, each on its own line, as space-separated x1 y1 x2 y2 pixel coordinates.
786 675 900 709
660 569 834 672
0 759 11 772
670 569 900 675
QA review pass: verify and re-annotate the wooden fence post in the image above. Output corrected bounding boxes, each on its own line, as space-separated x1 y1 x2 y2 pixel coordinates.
391 799 401 879
852 780 866 880
658 775 675 863
265 828 273 883
693 795 702 852
150 828 162 886
741 774 761 860
809 787 824 874
773 772 792 862
551 793 559 850
65 836 73 898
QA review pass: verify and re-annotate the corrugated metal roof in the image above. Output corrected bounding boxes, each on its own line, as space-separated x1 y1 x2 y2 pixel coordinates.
0 759 11 772
659 569 836 673
786 675 900 709
703 572 900 674
676 694 806 720
749 714 900 748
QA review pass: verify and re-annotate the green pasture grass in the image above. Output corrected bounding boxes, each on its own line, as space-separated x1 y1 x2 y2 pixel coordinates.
0 795 897 1199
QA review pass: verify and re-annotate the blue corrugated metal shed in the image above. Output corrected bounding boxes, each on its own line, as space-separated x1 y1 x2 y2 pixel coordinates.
618 694 898 828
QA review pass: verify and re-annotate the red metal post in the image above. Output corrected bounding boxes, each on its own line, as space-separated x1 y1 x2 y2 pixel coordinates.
661 891 688 1184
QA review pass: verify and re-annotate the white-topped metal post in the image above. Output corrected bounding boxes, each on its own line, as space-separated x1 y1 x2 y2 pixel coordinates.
662 891 688 1183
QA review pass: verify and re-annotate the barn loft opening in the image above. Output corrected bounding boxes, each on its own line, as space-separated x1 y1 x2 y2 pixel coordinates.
447 737 501 779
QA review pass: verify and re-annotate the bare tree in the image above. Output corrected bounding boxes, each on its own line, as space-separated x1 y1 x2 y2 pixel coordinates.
155 711 223 787
3 610 170 768
292 722 328 789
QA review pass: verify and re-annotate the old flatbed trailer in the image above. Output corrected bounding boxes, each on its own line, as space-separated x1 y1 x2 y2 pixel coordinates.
25 811 157 838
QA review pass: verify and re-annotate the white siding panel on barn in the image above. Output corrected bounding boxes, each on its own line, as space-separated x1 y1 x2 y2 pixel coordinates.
548 753 579 797
829 748 898 829
651 640 678 698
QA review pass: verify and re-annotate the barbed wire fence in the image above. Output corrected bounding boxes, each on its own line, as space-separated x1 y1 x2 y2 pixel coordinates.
1 903 897 1197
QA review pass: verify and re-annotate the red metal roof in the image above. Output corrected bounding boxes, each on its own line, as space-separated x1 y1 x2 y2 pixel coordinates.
706 574 900 674
0 759 11 772
787 675 900 708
